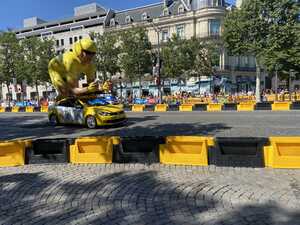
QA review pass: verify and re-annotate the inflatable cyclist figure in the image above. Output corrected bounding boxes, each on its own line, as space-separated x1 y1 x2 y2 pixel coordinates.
48 38 110 100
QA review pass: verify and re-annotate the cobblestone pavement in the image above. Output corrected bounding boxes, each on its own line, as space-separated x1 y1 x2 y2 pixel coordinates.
1 164 300 225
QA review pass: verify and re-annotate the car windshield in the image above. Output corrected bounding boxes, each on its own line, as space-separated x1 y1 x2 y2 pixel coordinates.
84 98 109 106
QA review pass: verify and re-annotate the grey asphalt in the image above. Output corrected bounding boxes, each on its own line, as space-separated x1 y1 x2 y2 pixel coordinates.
1 111 300 140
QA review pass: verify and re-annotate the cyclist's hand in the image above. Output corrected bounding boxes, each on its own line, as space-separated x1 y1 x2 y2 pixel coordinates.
87 82 99 93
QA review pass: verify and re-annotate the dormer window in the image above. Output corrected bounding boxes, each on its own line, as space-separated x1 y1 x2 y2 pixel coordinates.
110 18 116 26
163 8 170 16
178 5 185 14
142 12 148 20
125 15 132 24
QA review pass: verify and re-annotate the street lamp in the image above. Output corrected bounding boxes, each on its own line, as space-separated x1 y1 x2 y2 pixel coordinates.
147 18 163 103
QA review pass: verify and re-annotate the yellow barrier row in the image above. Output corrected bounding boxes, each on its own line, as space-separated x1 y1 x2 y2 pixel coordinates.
2 137 300 169
0 140 31 167
70 137 120 164
0 106 48 113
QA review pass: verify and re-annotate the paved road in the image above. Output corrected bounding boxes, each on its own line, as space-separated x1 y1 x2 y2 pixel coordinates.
1 111 300 140
0 164 300 225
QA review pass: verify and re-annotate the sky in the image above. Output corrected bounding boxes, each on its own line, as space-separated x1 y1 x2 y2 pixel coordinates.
0 0 236 31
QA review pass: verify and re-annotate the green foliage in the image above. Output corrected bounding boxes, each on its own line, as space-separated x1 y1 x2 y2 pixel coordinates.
161 36 219 80
21 37 55 86
0 32 22 86
119 28 152 82
91 32 121 80
261 0 300 76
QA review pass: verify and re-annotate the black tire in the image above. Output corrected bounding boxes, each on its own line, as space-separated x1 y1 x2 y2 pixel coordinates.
86 116 97 129
49 114 59 126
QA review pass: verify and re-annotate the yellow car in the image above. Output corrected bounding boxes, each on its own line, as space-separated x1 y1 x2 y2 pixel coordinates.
48 96 126 128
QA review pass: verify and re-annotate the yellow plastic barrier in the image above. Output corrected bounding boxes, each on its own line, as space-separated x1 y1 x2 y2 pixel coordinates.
25 106 34 113
0 107 4 113
70 137 120 164
132 104 145 112
0 140 31 167
264 137 300 168
155 104 168 112
272 102 291 111
179 104 193 112
159 136 214 166
207 103 222 112
237 102 255 111
40 106 48 112
12 106 20 113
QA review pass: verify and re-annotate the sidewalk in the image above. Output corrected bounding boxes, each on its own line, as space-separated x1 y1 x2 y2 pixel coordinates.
0 164 299 225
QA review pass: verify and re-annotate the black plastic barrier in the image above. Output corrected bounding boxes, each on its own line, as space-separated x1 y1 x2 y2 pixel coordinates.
34 106 41 112
123 105 132 112
223 103 237 111
292 101 300 110
144 105 155 112
168 104 179 111
26 139 72 164
210 137 268 167
19 107 26 112
113 136 165 163
255 102 272 110
5 107 11 112
194 104 208 111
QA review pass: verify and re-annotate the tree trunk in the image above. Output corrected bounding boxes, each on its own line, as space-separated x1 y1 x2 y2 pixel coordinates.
139 76 142 98
255 58 261 103
35 82 40 106
275 70 278 101
6 84 11 108
198 74 201 95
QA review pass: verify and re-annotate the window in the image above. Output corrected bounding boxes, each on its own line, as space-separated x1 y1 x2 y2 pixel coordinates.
41 31 53 38
61 39 64 46
161 30 169 42
142 12 148 20
163 8 169 16
110 19 116 26
125 15 132 24
209 19 221 36
69 37 73 45
176 25 185 39
178 5 185 14
70 25 83 31
56 40 59 47
74 36 78 42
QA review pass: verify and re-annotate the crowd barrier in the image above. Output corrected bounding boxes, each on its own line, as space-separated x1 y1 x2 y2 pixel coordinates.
1 102 300 113
2 136 300 169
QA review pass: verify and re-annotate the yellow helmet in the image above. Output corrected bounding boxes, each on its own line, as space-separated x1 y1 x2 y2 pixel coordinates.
73 38 96 56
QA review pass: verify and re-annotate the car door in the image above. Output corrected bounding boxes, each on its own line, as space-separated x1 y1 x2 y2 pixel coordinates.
70 101 84 125
56 99 75 124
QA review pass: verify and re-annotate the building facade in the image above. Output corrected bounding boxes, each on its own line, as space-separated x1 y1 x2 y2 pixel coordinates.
2 0 278 100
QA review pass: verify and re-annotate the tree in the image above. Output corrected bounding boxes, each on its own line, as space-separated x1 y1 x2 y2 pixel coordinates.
0 32 22 104
223 0 273 102
161 35 186 80
261 0 300 94
21 37 55 104
91 32 121 81
161 36 219 94
119 28 152 98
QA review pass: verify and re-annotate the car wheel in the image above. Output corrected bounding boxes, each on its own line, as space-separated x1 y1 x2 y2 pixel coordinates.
49 114 59 126
86 116 97 129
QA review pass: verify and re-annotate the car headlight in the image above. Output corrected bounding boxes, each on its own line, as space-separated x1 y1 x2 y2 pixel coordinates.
97 110 111 116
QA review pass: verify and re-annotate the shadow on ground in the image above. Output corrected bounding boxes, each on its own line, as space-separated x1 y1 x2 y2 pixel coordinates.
0 114 231 140
0 170 299 225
